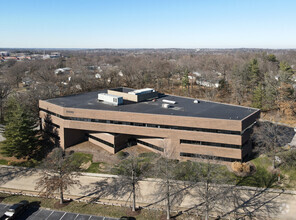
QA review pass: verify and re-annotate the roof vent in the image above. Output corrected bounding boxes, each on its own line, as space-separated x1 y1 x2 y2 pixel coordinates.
162 99 176 104
162 103 170 108
194 100 200 103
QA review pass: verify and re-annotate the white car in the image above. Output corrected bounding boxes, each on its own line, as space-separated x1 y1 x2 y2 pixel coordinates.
3 200 29 220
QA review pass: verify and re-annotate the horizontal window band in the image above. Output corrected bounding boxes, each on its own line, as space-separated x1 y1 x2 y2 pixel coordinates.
86 133 114 148
137 140 164 152
180 139 241 149
39 108 241 136
180 152 241 162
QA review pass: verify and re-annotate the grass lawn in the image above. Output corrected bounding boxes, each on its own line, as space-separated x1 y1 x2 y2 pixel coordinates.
251 155 272 170
71 152 93 163
86 162 105 173
0 192 190 220
0 159 8 165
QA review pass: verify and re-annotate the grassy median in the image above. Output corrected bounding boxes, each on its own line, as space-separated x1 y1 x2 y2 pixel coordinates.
0 192 196 220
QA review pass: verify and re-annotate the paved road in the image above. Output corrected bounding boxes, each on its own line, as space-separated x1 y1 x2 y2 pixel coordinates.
0 203 118 220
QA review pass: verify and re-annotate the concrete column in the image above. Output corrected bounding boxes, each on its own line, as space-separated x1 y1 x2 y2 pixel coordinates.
59 126 65 149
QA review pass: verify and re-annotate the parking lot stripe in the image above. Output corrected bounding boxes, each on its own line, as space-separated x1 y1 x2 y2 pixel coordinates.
59 211 67 220
73 213 80 220
88 216 92 220
0 205 8 210
33 208 43 216
45 210 54 220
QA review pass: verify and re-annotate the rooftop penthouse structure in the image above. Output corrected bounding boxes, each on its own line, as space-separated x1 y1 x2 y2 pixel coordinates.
39 88 260 163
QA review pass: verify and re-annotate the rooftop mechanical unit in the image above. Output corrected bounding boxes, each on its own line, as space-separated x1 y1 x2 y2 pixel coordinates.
98 93 123 106
162 103 170 108
128 88 155 95
162 99 176 104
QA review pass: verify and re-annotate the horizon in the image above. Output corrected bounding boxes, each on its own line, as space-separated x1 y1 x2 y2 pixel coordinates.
1 47 296 50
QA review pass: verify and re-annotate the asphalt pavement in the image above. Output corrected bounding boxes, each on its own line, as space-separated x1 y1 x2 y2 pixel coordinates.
0 203 118 220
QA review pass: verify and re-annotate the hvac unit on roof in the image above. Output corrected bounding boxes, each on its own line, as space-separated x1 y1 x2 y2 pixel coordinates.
98 93 123 106
162 99 176 104
128 88 155 95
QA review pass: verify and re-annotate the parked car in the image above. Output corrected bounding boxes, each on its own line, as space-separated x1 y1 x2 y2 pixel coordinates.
2 200 29 220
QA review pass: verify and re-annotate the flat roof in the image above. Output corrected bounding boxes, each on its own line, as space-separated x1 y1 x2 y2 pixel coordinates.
44 90 258 120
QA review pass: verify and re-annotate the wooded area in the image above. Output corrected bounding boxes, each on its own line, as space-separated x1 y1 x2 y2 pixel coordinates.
0 49 295 125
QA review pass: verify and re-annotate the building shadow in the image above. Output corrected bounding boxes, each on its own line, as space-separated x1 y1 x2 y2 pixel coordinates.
38 114 60 160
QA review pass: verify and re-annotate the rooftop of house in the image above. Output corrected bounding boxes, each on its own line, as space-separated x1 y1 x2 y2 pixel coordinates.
44 88 259 120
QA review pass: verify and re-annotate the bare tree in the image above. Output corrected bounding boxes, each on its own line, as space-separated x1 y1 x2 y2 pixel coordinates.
189 156 234 220
111 148 149 211
35 148 81 204
252 120 293 169
153 140 184 220
222 182 283 219
5 62 27 88
0 82 11 122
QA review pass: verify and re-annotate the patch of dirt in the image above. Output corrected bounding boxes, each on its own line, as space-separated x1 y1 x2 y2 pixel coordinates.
0 154 26 163
54 199 72 209
122 144 152 156
159 214 176 220
125 207 142 217
80 160 92 170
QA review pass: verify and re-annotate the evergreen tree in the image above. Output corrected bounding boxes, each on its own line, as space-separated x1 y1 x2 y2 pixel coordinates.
182 69 190 95
252 84 264 109
279 61 293 74
248 59 261 89
1 97 39 159
279 61 294 83
266 54 278 63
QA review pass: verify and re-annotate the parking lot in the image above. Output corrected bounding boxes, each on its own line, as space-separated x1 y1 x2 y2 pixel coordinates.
0 203 119 220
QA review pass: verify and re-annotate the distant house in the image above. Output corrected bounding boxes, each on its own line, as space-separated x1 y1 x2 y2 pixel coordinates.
196 80 219 88
0 51 9 57
192 71 202 77
50 52 61 58
95 73 101 79
194 71 221 88
22 77 33 87
88 66 97 70
118 71 123 77
4 56 18 61
42 55 50 60
54 67 72 75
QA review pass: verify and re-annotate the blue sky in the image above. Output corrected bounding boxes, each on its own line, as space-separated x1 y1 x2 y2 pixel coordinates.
1 0 296 48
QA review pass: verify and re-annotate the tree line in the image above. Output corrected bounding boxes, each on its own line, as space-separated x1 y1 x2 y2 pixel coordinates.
0 49 295 124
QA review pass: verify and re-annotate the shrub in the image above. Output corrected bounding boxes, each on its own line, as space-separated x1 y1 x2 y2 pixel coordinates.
138 152 158 159
117 151 127 160
0 159 8 165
